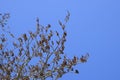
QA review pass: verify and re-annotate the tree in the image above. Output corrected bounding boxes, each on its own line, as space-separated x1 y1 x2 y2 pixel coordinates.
0 12 89 80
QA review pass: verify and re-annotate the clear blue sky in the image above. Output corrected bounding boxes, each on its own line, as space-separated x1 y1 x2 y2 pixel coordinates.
1 0 120 80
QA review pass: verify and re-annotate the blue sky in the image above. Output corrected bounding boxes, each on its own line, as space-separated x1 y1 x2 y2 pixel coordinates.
1 0 120 80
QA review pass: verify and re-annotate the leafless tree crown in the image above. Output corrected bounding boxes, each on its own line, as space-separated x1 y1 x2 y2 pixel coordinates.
0 12 89 80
